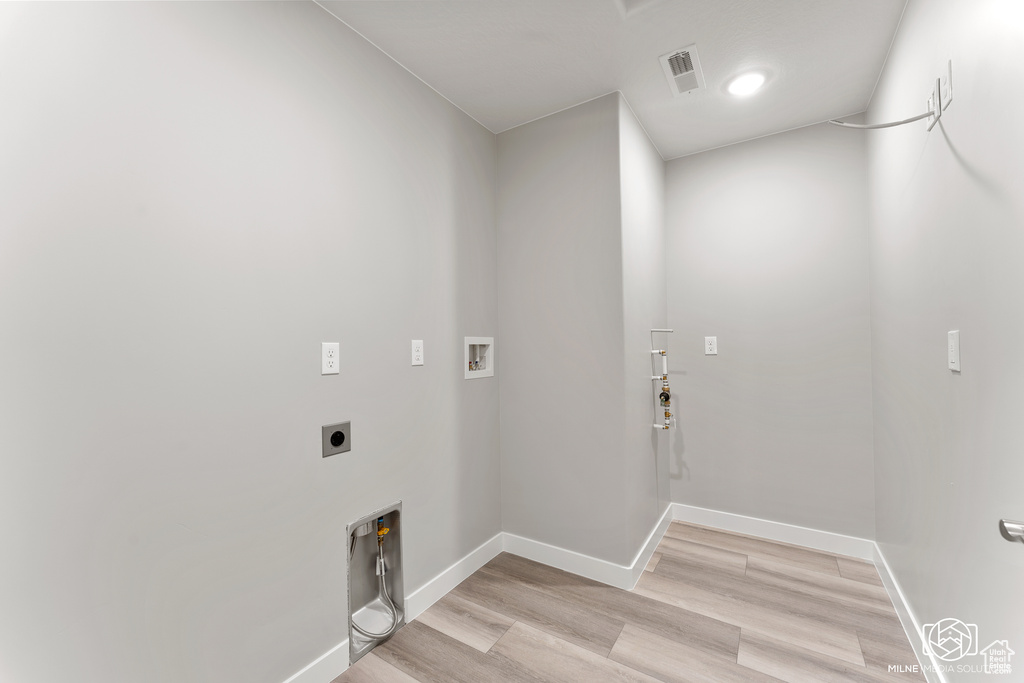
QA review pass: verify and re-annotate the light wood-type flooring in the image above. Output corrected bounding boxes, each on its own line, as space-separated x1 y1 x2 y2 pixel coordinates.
334 521 925 682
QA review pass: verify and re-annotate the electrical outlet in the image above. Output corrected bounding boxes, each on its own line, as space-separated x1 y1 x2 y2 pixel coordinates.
411 339 424 366
705 336 718 355
321 342 339 375
321 421 350 457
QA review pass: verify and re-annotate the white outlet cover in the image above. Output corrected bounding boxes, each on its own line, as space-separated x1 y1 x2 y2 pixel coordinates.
948 330 960 372
411 339 424 366
322 342 339 375
705 336 718 355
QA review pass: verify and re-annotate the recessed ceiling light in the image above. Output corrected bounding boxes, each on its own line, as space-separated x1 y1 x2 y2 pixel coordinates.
727 72 765 97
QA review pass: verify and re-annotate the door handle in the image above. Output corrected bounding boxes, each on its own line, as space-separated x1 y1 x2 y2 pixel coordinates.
999 519 1024 543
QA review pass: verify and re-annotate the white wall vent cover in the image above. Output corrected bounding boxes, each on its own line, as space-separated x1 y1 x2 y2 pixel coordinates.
660 45 705 96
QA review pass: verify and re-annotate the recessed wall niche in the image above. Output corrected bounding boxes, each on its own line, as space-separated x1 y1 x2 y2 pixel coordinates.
464 337 494 379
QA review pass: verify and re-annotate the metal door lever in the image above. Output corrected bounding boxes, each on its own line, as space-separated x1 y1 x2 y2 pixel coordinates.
999 519 1024 543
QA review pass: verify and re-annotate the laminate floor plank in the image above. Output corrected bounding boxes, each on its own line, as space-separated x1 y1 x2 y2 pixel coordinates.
331 652 420 683
413 592 514 653
374 620 543 683
332 523 922 683
483 553 741 660
656 553 904 639
737 630 909 683
744 555 895 617
838 557 886 587
609 623 782 683
635 570 865 666
655 536 748 575
857 628 926 681
664 522 841 576
450 563 625 657
491 621 659 683
483 552 600 591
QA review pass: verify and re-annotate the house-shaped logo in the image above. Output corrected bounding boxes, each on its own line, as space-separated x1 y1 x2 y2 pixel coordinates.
981 640 1014 675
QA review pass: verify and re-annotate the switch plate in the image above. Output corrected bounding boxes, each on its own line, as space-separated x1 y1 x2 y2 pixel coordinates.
411 339 424 366
948 330 960 371
322 421 351 457
705 336 718 355
322 342 339 375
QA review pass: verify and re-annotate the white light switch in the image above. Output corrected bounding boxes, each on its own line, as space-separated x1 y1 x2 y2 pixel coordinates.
948 330 960 371
705 336 718 355
322 342 339 375
411 339 424 366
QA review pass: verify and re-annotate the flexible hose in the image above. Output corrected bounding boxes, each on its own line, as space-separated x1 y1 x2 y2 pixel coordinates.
350 541 400 640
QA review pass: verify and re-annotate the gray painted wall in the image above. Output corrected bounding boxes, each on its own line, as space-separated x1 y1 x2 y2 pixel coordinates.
618 97 670 553
868 0 1024 675
16 2 1019 682
496 94 631 564
665 123 875 538
0 3 500 682
496 94 667 566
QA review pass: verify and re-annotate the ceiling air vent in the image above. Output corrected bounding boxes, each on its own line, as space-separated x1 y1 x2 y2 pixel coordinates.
660 45 705 96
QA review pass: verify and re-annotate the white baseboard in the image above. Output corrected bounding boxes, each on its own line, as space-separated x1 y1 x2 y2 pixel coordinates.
627 504 673 589
404 532 504 620
670 503 876 560
281 638 348 683
501 532 630 588
503 504 673 591
873 544 945 683
287 505 939 683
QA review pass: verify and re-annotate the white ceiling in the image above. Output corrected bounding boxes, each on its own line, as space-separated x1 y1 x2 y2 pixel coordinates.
317 0 907 159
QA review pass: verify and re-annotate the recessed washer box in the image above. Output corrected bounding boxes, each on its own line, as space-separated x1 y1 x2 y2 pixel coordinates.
465 337 494 379
347 501 404 664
